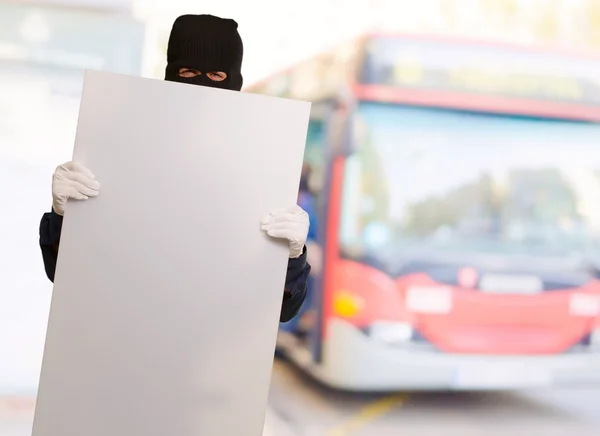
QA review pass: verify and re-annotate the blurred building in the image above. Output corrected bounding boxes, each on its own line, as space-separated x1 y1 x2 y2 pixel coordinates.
0 0 147 396
136 0 600 88
0 0 146 164
373 0 600 50
12 0 134 11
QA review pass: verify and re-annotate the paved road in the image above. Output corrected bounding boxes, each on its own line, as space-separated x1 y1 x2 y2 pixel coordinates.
268 359 600 436
0 397 34 436
0 395 291 436
3 361 598 436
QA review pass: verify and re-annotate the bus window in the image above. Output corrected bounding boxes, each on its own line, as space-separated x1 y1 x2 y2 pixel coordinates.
291 118 327 337
299 119 326 242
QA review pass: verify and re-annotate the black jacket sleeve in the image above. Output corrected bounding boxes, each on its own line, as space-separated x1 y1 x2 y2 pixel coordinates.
39 209 63 283
280 246 311 323
39 209 310 322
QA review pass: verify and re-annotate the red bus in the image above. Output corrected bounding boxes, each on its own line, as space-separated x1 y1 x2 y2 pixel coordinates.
247 33 600 391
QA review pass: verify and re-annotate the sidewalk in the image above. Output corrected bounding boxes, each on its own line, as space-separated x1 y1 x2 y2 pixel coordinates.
263 408 296 436
0 396 294 436
0 396 35 436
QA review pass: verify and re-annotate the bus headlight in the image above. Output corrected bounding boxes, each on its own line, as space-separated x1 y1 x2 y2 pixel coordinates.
405 286 453 314
333 291 365 318
368 321 413 345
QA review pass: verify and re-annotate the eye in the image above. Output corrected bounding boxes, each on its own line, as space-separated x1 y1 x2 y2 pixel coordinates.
179 68 200 78
206 72 227 81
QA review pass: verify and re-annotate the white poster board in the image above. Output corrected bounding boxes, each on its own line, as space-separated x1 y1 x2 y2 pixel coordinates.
32 70 310 436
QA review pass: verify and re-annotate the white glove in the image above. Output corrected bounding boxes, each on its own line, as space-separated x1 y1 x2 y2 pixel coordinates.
261 205 309 258
52 161 101 216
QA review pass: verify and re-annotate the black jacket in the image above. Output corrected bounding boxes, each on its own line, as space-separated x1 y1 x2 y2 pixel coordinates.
39 209 309 322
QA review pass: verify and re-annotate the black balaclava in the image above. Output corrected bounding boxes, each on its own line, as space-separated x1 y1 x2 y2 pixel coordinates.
165 14 243 91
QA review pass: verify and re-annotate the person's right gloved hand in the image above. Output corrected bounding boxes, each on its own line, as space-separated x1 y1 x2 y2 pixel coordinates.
52 161 101 216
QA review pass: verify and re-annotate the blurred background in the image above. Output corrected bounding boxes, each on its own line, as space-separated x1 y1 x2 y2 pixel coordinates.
2 0 600 435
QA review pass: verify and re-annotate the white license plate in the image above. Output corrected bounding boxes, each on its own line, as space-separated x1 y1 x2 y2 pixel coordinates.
479 274 543 294
453 362 552 389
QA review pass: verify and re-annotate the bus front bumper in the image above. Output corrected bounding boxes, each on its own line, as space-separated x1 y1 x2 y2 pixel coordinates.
308 319 600 392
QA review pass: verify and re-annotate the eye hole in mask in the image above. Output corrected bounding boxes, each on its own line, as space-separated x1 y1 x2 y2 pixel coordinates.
178 68 227 82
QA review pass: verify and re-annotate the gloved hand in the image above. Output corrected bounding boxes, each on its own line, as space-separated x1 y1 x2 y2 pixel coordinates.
52 161 101 216
261 205 310 258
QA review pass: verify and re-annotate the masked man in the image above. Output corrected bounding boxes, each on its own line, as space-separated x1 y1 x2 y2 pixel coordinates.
39 14 311 322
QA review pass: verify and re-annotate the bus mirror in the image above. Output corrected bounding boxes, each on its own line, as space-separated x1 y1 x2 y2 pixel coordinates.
348 112 366 155
308 169 324 193
328 108 347 156
328 105 364 156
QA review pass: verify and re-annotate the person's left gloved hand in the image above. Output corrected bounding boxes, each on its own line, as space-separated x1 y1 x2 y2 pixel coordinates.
261 205 309 258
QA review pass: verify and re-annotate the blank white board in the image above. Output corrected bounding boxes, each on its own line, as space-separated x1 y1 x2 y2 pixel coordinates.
32 70 310 436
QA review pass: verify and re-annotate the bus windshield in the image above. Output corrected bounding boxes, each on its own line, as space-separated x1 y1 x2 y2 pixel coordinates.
340 102 600 272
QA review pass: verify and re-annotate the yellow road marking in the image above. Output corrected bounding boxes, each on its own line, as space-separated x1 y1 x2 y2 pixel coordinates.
324 393 408 436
